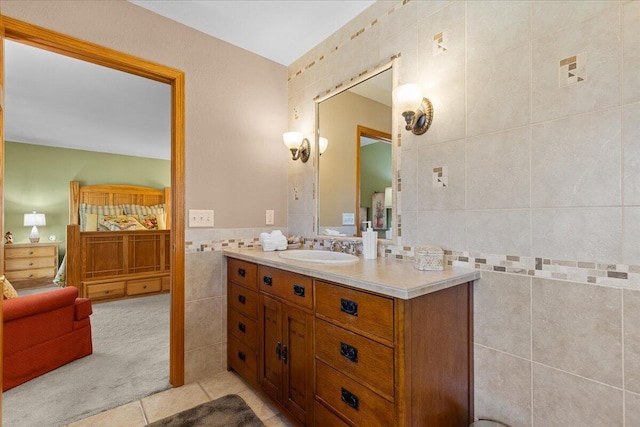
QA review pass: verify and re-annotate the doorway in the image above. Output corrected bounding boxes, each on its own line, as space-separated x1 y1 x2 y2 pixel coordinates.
0 14 185 405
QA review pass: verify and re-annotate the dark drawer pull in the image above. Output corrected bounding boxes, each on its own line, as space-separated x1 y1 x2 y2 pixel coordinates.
282 345 288 364
340 342 358 363
238 322 246 333
293 284 305 297
238 294 246 304
276 342 282 360
238 351 246 361
341 388 359 410
340 298 358 316
263 276 273 286
238 268 246 277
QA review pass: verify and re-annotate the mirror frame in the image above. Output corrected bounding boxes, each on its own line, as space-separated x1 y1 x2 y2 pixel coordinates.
314 59 399 245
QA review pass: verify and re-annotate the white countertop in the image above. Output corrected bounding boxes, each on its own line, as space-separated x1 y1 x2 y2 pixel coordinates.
223 247 480 300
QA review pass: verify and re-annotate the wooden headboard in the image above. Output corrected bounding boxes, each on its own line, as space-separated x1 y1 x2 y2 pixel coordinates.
69 181 171 229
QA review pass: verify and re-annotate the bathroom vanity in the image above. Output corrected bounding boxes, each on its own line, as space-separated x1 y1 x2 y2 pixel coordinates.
224 248 480 427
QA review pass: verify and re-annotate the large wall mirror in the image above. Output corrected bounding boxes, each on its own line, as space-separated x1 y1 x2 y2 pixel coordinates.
316 65 395 240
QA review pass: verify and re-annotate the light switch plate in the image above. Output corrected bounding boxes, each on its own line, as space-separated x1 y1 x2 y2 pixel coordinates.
266 210 275 225
342 213 355 225
189 209 214 227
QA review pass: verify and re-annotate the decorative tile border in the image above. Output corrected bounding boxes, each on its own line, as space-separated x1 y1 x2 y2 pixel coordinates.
289 1 409 84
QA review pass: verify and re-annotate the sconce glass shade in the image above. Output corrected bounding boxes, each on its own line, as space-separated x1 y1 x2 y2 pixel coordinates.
393 83 423 113
282 131 310 162
282 131 303 150
319 137 329 155
24 211 46 243
384 187 393 208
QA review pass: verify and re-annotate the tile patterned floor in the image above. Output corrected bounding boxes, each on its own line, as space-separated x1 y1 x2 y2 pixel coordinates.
66 371 294 427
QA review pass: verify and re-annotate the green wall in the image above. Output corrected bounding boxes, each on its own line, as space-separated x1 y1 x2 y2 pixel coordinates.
360 141 392 237
4 141 170 257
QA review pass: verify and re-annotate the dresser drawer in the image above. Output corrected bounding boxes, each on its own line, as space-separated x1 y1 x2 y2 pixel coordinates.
315 400 350 427
228 282 258 320
4 246 55 259
228 309 257 350
315 319 394 398
6 268 54 281
5 257 56 271
228 258 258 289
86 281 126 301
316 361 394 427
258 266 313 310
228 334 257 386
127 278 161 295
315 281 394 342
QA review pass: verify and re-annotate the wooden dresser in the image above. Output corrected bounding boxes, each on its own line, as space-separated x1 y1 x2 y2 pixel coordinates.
4 242 59 289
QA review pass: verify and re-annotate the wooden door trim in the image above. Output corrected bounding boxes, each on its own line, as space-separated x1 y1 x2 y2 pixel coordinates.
1 17 186 386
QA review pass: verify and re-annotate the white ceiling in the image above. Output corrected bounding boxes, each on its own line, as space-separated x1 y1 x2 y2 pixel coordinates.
4 1 376 159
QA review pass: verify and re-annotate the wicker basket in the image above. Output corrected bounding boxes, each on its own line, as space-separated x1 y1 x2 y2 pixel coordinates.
414 245 444 271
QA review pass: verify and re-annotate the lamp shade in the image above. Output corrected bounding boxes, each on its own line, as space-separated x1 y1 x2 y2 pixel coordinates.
384 187 393 208
319 137 329 155
393 83 423 112
282 131 303 150
24 212 46 227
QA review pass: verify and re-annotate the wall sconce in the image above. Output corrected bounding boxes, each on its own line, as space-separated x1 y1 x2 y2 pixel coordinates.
319 137 329 155
24 211 46 243
282 131 310 162
393 83 433 135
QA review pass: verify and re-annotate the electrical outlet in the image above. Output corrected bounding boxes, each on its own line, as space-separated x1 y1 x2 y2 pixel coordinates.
189 209 214 227
266 210 275 225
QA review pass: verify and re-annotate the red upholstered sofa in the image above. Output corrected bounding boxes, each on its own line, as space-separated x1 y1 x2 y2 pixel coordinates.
3 286 93 391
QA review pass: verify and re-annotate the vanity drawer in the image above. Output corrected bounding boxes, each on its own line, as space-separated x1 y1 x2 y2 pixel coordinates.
85 281 126 301
316 361 394 427
127 278 161 296
315 281 394 342
314 400 350 427
315 319 394 398
228 309 257 350
228 258 258 289
258 266 313 310
228 334 257 386
228 282 258 320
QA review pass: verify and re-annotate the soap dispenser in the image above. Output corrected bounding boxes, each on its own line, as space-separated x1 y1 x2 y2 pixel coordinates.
362 221 377 260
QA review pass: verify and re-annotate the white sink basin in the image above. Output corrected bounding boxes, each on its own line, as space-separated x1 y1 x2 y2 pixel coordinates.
278 250 359 264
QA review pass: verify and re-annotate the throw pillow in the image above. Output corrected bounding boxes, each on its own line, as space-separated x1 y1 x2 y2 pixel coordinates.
138 214 159 230
1 275 18 299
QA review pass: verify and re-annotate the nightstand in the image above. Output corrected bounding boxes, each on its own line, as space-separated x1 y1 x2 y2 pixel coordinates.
4 243 59 289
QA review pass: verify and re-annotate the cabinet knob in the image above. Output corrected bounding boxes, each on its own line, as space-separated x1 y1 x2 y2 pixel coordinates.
282 345 288 364
238 322 246 333
104 291 110 295
238 268 246 277
238 294 246 304
143 285 147 289
29 251 34 255
340 342 358 363
28 262 33 266
237 351 246 362
262 276 273 286
340 298 359 317
293 284 305 297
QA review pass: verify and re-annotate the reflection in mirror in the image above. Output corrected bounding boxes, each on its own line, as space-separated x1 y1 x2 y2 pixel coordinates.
317 67 392 239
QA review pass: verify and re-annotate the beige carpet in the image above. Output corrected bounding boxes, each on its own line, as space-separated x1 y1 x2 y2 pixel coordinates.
3 291 171 427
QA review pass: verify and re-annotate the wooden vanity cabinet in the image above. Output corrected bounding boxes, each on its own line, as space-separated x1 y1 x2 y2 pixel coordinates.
258 266 314 426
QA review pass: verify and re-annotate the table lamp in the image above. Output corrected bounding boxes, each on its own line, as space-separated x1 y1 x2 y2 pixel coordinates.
24 211 46 243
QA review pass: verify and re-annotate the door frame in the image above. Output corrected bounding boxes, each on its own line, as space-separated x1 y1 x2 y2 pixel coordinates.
0 17 186 386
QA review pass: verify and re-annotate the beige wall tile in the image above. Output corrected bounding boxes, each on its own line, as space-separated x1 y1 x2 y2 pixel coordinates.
416 209 466 250
531 108 622 208
185 251 222 302
626 391 640 426
474 345 532 427
531 207 622 262
532 278 622 387
624 208 640 266
400 148 418 213
474 271 531 358
185 297 222 351
399 210 417 247
467 44 531 137
466 1 531 64
467 127 530 209
625 290 640 394
417 139 465 211
623 2 640 104
532 1 619 39
533 363 623 426
623 103 640 205
184 343 225 384
531 7 621 123
466 209 531 256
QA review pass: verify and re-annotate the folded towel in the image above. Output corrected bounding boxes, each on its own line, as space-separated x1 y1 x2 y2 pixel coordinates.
260 230 287 251
323 228 346 236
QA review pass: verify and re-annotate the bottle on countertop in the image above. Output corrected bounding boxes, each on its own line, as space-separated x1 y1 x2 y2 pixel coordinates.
362 221 377 260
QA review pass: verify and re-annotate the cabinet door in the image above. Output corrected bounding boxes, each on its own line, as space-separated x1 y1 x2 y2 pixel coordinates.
283 305 313 425
260 294 283 402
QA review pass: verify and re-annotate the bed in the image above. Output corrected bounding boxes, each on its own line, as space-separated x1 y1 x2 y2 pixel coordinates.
65 181 171 302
